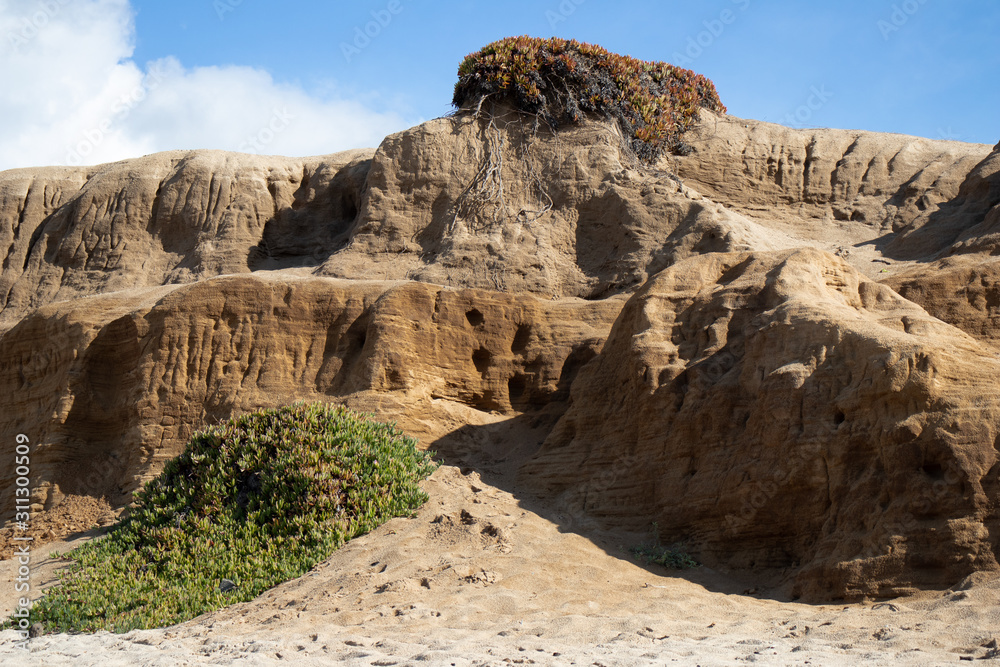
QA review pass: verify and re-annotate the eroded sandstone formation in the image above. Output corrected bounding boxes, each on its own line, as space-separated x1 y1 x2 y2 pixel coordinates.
880 142 1000 340
0 149 372 331
2 109 1000 600
0 274 619 513
673 111 995 257
319 113 794 299
520 248 1000 599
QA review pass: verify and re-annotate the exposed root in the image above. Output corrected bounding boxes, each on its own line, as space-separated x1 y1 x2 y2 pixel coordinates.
451 102 555 233
453 112 507 232
449 93 692 237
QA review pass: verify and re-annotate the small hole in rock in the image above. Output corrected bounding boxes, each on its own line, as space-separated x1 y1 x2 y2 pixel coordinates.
466 309 485 327
921 463 945 481
508 374 526 401
511 324 531 354
472 347 491 375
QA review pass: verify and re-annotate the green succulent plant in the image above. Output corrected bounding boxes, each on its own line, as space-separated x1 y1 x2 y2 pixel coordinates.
7 402 436 634
630 542 700 570
629 522 699 570
452 35 726 163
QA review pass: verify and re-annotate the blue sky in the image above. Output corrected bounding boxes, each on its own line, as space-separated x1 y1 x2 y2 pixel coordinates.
1 0 997 170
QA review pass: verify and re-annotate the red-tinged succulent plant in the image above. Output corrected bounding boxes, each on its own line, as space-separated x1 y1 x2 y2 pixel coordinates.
453 36 726 163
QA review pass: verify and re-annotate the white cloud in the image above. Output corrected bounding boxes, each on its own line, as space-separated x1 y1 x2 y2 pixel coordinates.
0 0 417 171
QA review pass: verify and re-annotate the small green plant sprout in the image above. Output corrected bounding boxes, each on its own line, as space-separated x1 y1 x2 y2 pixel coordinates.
452 35 726 163
629 521 699 570
7 402 437 634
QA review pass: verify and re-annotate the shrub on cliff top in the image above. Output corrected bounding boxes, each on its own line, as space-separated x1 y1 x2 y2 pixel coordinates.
15 403 436 634
452 35 726 163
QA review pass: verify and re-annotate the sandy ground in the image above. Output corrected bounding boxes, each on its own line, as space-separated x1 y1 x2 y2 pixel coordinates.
2 460 999 666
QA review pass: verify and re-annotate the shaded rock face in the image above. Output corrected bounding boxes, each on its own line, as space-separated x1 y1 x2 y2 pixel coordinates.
0 274 619 512
2 112 1000 601
888 141 1000 259
878 144 1000 341
885 254 1000 343
521 248 1000 600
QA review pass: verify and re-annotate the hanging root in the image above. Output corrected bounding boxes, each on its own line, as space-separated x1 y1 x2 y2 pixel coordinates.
517 158 553 223
453 113 507 232
451 102 555 232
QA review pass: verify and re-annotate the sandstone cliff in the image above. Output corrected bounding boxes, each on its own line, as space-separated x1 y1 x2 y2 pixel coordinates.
0 273 619 512
673 111 994 253
0 149 372 331
878 142 1000 341
319 113 793 299
520 248 1000 599
2 110 1000 600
